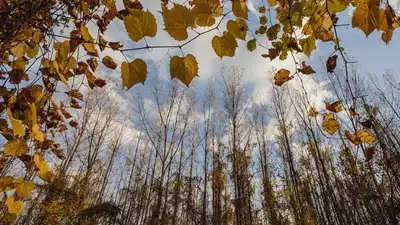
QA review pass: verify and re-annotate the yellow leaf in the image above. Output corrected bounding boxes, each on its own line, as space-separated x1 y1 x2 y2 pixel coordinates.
16 181 34 198
34 154 49 178
356 129 376 144
121 59 147 90
232 0 248 19
30 103 37 125
227 19 248 40
10 43 25 58
322 113 339 135
382 30 393 44
308 107 318 117
32 124 45 142
13 58 27 72
170 54 199 86
192 0 222 27
4 138 29 157
123 9 157 42
212 32 238 58
102 56 117 69
7 108 24 137
274 69 293 86
162 4 195 41
322 13 333 30
6 197 24 215
352 0 380 36
0 176 14 191
81 25 93 42
345 130 360 145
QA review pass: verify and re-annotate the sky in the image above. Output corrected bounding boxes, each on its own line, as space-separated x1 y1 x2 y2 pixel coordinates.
81 0 400 143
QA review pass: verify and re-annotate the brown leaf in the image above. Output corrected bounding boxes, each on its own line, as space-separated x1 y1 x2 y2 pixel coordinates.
325 100 342 113
69 120 78 128
262 48 281 61
364 147 375 161
349 107 358 116
70 99 81 109
298 61 315 75
95 78 106 87
86 58 98 72
109 42 123 51
102 56 117 69
360 119 373 129
60 103 72 119
274 69 293 86
326 55 337 73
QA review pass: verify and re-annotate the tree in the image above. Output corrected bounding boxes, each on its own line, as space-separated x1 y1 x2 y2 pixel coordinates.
1 0 400 222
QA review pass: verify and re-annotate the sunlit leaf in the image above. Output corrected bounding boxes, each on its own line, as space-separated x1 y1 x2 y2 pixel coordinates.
322 113 339 135
4 138 29 157
192 0 221 27
232 0 248 19
345 130 360 145
102 56 117 69
212 32 238 58
299 35 316 58
6 197 24 215
162 4 195 41
16 181 34 198
308 107 318 117
170 54 199 86
123 9 157 42
227 19 248 40
356 129 376 144
121 59 148 89
274 69 293 86
325 100 342 113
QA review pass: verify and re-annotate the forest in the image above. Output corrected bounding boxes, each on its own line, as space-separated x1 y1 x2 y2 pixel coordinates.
1 0 400 224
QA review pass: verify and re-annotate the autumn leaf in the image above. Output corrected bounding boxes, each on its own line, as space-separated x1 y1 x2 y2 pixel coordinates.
299 35 316 58
232 0 248 19
192 0 221 27
298 61 315 74
6 197 24 215
123 9 157 42
102 56 117 69
226 19 248 40
325 100 342 113
349 107 358 116
382 31 393 44
274 69 293 86
262 48 280 61
4 138 29 157
308 107 318 117
322 113 339 135
352 0 380 36
16 181 34 198
247 39 257 52
121 59 148 89
267 24 281 41
260 16 268 25
326 55 337 73
356 129 376 144
162 4 195 41
170 54 199 86
364 147 376 161
345 130 360 145
212 32 238 58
